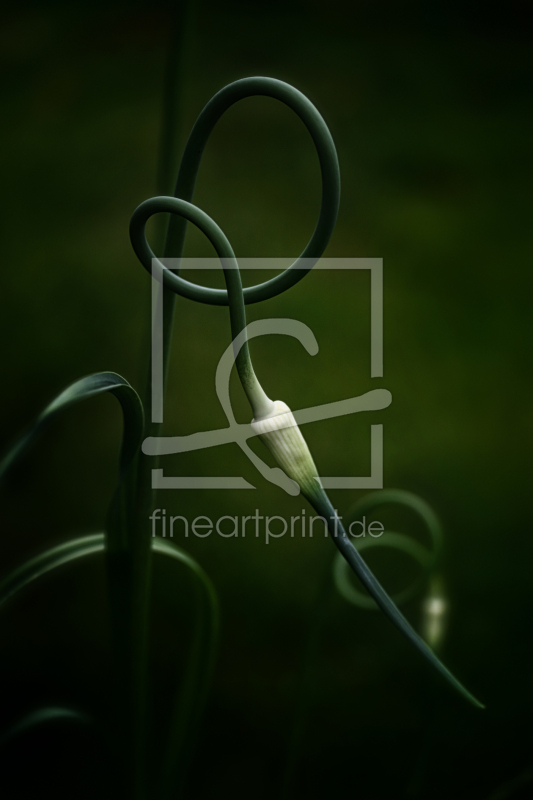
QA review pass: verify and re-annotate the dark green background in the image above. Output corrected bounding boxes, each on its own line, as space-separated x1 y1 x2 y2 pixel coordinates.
0 1 531 797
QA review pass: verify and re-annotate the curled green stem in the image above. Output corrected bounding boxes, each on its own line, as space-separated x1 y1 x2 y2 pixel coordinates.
133 75 340 436
131 196 274 419
161 76 340 303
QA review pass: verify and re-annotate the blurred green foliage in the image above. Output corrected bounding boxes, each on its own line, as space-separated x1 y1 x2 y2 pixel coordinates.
0 1 531 798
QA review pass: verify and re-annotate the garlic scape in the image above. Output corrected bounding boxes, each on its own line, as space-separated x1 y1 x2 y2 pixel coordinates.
129 76 482 709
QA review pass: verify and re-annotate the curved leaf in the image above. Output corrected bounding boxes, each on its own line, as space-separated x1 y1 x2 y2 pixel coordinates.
0 533 219 798
0 535 103 608
0 372 144 483
0 706 93 748
0 372 145 752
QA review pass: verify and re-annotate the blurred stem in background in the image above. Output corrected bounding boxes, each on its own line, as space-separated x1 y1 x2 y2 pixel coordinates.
109 2 199 798
154 0 195 248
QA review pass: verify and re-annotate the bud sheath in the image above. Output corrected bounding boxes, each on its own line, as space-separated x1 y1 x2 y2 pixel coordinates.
251 400 322 500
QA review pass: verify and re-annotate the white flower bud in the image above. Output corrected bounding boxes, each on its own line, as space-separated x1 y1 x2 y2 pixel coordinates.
251 400 321 499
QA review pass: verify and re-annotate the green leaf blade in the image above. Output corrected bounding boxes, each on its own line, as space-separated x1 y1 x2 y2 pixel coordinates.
0 371 144 484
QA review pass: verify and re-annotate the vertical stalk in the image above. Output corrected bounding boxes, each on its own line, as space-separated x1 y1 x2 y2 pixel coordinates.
154 0 194 249
107 5 191 799
280 559 333 800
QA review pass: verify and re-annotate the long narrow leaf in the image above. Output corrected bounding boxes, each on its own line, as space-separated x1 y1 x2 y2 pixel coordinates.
0 706 93 748
0 535 104 608
0 532 219 797
0 371 145 783
0 372 144 483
